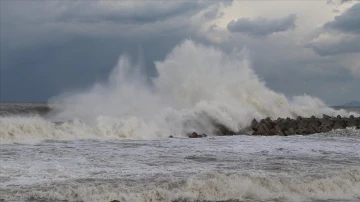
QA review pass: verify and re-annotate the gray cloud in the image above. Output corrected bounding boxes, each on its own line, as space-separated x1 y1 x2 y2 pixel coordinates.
55 1 214 24
203 5 221 19
216 30 360 105
0 1 229 51
308 33 360 56
324 3 360 34
308 3 360 56
327 0 353 4
227 14 296 37
1 0 359 105
251 52 360 105
0 0 230 102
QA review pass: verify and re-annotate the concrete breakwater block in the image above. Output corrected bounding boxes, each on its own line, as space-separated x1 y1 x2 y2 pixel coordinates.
185 115 359 138
251 115 360 136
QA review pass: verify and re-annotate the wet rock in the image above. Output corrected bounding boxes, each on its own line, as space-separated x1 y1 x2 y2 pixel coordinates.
346 119 357 127
169 135 174 138
320 118 333 126
320 125 332 133
237 115 359 137
297 127 309 135
333 116 346 130
251 119 258 131
252 121 274 136
287 120 297 130
284 128 295 136
188 132 202 138
269 128 277 136
309 118 320 127
213 123 236 136
275 125 286 136
261 123 270 133
298 119 309 129
252 131 262 136
355 117 360 126
276 122 287 131
308 125 320 134
260 119 273 129
110 200 120 202
333 122 345 130
252 124 269 136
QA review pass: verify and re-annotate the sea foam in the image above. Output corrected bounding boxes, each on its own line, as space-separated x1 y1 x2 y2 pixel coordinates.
2 169 360 202
0 40 356 143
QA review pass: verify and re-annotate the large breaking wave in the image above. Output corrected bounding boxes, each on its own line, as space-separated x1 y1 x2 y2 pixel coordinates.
0 40 356 143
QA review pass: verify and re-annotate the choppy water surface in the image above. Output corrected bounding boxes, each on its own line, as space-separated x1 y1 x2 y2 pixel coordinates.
1 132 360 202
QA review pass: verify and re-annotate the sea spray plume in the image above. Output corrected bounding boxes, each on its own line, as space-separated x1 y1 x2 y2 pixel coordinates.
49 39 352 137
1 39 355 144
153 40 352 130
48 54 164 122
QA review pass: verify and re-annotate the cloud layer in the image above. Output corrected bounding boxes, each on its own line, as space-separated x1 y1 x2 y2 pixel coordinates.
227 14 296 37
1 0 359 105
324 3 360 34
308 3 360 58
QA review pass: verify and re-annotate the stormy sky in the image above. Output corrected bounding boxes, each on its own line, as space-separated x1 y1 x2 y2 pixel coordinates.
0 0 359 105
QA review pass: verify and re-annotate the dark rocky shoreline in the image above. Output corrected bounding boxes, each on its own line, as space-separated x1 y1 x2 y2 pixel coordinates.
187 115 360 138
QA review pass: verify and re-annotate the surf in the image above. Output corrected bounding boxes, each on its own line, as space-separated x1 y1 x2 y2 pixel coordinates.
0 40 356 144
2 169 360 202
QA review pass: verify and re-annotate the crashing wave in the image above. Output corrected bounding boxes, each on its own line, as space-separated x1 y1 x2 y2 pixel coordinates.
0 40 357 144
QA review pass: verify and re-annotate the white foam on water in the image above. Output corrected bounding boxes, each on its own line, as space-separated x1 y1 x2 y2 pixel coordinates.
1 131 359 202
1 40 358 144
2 169 359 202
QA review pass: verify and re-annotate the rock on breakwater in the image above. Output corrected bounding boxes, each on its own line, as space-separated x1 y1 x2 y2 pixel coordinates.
186 115 360 137
251 115 360 136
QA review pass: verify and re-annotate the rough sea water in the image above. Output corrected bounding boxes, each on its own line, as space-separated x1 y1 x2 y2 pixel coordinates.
1 40 359 202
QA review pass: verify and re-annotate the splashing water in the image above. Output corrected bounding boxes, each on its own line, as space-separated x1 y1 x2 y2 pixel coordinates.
0 40 355 143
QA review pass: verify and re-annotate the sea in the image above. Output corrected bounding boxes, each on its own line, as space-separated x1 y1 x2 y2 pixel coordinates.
1 40 360 202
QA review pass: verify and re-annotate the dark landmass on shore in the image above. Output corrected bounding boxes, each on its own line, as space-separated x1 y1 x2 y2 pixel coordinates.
340 101 360 107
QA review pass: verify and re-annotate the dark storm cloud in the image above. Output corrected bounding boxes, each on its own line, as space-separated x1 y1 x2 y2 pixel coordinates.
1 0 358 105
0 35 187 102
308 35 360 56
0 1 218 51
55 1 214 24
227 14 296 37
0 0 231 102
324 3 360 34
